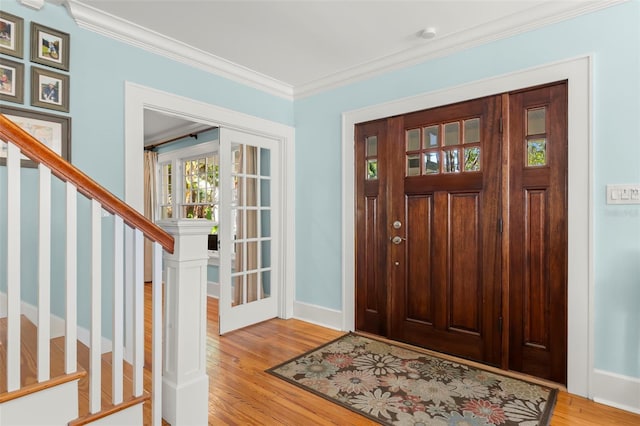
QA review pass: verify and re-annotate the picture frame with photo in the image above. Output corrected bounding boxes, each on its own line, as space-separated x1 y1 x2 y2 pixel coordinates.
30 22 70 71
0 12 24 59
0 57 24 104
31 66 69 112
0 105 71 168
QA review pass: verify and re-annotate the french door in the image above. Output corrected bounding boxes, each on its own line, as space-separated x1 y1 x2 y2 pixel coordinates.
219 128 280 334
355 82 568 383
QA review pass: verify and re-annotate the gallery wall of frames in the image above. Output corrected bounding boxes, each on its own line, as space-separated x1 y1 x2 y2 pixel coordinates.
0 11 71 163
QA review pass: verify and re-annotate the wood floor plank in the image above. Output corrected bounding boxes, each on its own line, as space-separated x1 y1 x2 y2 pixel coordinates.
139 284 640 425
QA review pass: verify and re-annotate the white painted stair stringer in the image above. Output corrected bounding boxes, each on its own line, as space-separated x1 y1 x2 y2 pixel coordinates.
0 380 79 425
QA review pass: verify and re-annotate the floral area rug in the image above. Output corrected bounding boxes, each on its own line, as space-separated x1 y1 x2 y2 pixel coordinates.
267 333 557 426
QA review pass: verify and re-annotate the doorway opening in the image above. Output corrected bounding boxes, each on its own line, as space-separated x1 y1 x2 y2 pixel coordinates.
124 82 296 334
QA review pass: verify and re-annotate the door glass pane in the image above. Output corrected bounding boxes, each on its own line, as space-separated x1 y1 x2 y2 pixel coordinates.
366 136 378 156
464 147 481 171
232 145 242 174
423 152 439 174
261 211 271 237
366 159 378 180
246 210 258 238
406 154 420 176
260 178 270 205
527 138 547 166
444 122 460 146
246 177 258 206
260 148 271 176
406 129 420 151
247 272 259 303
262 270 271 297
527 107 546 135
261 240 271 267
464 118 480 143
423 125 439 147
443 149 460 173
232 275 244 306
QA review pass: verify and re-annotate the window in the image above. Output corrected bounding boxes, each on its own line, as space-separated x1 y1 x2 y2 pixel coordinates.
157 141 220 249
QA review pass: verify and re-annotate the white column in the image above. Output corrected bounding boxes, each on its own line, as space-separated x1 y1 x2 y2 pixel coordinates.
158 220 210 426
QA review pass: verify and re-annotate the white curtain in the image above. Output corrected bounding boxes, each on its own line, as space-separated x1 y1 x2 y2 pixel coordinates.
143 150 157 282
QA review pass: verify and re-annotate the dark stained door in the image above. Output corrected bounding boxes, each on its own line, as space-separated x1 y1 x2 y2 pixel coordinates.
388 96 503 366
355 81 568 384
508 83 568 384
356 95 504 366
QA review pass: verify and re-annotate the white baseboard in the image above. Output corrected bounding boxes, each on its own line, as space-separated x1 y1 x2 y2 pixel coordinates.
293 301 343 331
592 369 640 414
207 281 219 299
0 291 113 353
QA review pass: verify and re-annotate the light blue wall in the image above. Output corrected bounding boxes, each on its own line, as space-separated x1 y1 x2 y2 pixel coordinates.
1 1 638 380
294 1 640 379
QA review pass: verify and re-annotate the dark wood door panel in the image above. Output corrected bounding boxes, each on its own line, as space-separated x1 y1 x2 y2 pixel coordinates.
508 81 567 384
449 192 482 335
405 194 434 325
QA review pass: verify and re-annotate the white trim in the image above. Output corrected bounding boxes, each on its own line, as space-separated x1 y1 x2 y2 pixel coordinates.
124 82 295 322
62 0 293 100
592 369 640 414
342 55 593 398
0 292 113 353
293 301 343 331
207 281 219 299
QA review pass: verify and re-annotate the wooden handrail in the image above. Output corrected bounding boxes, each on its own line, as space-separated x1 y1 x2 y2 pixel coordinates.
0 114 174 253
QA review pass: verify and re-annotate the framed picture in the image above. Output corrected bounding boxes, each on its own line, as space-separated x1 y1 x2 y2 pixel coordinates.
0 105 71 168
0 12 24 58
31 66 69 112
0 57 24 104
30 22 69 71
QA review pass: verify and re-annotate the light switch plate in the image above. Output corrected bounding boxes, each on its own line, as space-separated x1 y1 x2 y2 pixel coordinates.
606 184 640 204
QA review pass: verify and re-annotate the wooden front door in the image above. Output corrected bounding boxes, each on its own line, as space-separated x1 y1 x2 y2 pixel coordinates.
355 82 568 383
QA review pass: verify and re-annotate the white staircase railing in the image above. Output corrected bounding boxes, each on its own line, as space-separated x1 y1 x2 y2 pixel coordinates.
0 113 174 424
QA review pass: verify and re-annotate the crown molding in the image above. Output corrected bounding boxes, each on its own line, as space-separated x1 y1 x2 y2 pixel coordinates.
293 0 627 98
61 0 294 100
57 0 625 101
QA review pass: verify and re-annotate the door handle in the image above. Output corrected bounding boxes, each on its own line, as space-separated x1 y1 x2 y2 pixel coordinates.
390 236 406 245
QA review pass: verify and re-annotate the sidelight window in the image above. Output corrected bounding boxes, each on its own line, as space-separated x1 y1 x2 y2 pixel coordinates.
526 107 547 167
365 135 379 180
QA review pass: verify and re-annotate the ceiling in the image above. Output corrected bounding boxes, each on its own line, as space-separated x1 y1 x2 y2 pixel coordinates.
81 0 607 91
75 0 612 145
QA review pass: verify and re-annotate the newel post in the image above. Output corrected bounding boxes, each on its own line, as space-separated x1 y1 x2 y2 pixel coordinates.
158 220 211 425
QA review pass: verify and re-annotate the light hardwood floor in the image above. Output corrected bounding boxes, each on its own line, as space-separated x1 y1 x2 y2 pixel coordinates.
145 284 640 425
